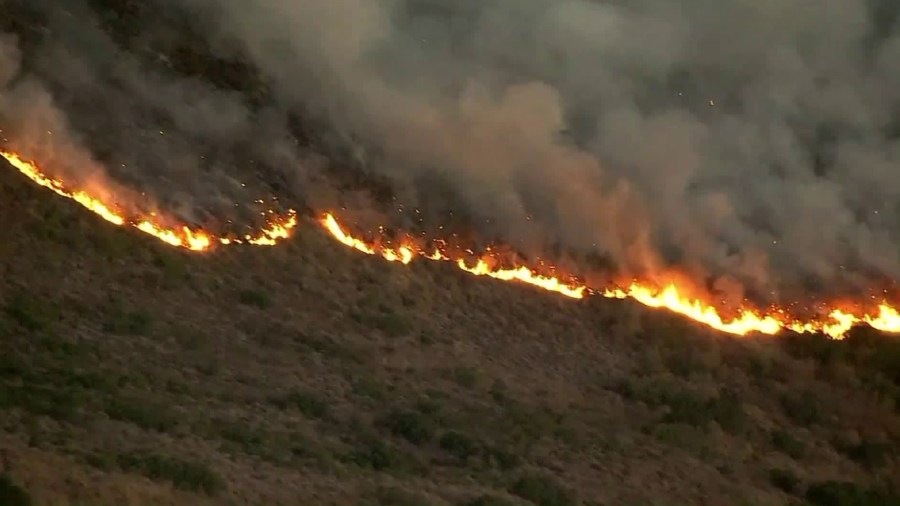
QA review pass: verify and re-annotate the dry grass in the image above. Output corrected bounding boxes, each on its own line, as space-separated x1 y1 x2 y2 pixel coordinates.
1 149 899 506
0 2 899 504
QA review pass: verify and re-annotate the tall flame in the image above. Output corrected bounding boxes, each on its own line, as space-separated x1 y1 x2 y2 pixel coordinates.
1 150 298 251
4 149 900 339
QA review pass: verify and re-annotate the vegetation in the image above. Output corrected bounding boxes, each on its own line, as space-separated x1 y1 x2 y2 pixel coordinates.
0 475 33 506
509 474 575 506
0 3 898 505
116 451 223 495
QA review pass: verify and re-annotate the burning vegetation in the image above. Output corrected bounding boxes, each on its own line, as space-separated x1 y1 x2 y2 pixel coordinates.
3 149 900 339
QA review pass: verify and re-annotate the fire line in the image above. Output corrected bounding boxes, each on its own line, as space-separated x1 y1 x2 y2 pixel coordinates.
4 149 900 339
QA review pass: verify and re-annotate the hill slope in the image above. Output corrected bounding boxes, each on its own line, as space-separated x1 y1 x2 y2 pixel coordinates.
1 152 899 506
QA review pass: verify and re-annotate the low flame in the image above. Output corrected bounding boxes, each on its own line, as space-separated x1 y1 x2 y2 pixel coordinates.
4 149 900 339
320 213 586 299
2 150 297 251
317 214 900 339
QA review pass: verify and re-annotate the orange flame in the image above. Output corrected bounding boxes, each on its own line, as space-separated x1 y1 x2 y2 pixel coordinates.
316 213 900 339
5 149 900 339
319 213 586 299
1 150 297 251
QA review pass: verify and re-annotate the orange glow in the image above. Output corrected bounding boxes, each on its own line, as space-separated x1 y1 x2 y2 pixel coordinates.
5 149 900 339
2 150 297 251
319 213 585 299
317 213 900 338
602 283 783 335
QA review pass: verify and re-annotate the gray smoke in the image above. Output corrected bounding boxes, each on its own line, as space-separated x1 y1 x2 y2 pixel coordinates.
0 0 311 227
3 0 900 306
190 0 900 304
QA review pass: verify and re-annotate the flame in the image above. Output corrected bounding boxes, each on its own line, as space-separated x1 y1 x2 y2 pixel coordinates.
319 213 586 299
317 213 900 339
1 150 297 251
5 148 900 340
602 283 784 335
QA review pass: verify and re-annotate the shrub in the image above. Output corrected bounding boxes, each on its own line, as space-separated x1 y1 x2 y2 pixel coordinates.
343 440 422 474
463 495 517 506
238 289 271 309
219 422 266 454
450 367 480 389
805 480 885 506
117 451 223 495
768 468 799 494
270 390 330 420
104 396 178 432
103 310 153 336
1 385 83 421
780 391 823 426
4 294 56 332
374 486 430 506
439 431 479 463
0 474 32 506
509 474 575 506
661 389 746 432
771 430 805 459
379 410 433 445
372 312 410 338
838 440 892 470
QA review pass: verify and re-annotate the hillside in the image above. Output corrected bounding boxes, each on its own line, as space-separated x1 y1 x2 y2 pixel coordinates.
2 1 900 505
2 148 900 506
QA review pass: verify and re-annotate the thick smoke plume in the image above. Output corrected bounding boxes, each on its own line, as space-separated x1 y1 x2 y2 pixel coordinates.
3 0 900 308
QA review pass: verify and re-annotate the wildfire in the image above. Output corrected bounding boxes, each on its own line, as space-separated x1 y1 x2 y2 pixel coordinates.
316 214 900 339
1 150 298 251
4 149 900 339
320 213 586 299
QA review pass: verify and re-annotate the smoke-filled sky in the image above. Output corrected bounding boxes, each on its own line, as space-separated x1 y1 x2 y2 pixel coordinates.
2 0 900 306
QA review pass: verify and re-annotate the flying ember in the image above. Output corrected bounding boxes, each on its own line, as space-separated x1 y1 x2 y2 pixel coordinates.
3 149 900 339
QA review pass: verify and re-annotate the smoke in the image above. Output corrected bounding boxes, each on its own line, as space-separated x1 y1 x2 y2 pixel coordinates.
0 0 312 227
3 0 900 306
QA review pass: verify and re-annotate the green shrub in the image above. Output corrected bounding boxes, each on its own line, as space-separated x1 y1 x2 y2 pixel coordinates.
345 441 395 471
4 294 56 332
805 480 892 506
768 468 799 494
661 389 746 432
771 429 805 459
372 312 410 338
379 410 433 445
780 391 823 426
238 289 271 309
838 440 892 470
374 486 430 506
103 310 153 336
462 495 517 506
439 431 479 463
219 422 266 454
269 390 330 419
509 474 575 506
450 367 480 389
0 474 32 506
117 451 223 495
0 385 83 421
104 396 178 432
485 447 522 471
343 440 422 474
